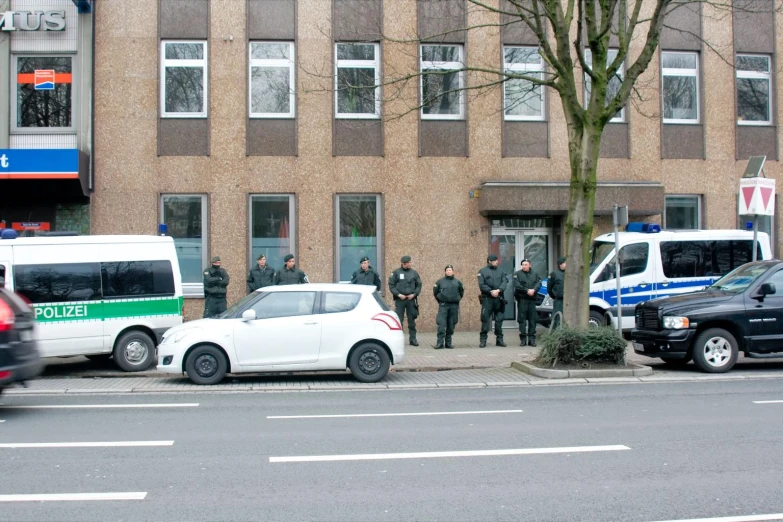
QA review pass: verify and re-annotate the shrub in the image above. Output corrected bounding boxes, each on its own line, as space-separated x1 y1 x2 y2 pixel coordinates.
536 325 627 366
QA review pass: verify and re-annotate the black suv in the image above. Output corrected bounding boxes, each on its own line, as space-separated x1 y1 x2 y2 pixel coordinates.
0 287 42 393
632 260 783 373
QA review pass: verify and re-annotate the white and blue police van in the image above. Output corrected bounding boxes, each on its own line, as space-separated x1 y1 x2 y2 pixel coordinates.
539 223 772 330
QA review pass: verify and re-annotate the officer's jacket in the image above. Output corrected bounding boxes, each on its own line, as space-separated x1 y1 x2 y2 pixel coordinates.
274 267 309 285
477 265 508 297
433 276 464 304
513 269 542 301
247 265 275 293
388 268 422 299
203 266 230 297
548 268 565 300
351 267 382 291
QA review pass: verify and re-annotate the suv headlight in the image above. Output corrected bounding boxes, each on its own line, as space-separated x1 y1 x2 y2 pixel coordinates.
663 316 690 329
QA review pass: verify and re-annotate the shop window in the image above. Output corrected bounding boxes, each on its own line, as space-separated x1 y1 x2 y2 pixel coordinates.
584 49 625 122
662 51 699 123
420 44 464 120
249 42 295 118
335 195 382 283
249 195 295 271
503 46 545 121
736 54 772 125
664 195 701 229
161 41 208 118
14 56 73 130
160 195 208 296
335 43 380 118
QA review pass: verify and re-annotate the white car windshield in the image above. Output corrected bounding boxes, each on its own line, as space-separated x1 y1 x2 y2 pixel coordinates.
709 263 770 293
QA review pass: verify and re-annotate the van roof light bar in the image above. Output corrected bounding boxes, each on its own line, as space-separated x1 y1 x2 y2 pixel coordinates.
625 222 661 233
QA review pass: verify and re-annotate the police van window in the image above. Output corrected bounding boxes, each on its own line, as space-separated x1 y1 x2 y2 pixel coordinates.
249 291 316 319
322 292 361 314
618 243 649 277
660 241 710 278
14 263 101 304
101 261 175 299
0 264 5 288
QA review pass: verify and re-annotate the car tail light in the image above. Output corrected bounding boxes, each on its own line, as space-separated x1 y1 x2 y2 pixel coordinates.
0 370 11 380
0 299 14 332
372 312 401 330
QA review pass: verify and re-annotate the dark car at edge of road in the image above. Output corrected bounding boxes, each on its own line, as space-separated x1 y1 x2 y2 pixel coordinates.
0 286 43 394
632 260 783 373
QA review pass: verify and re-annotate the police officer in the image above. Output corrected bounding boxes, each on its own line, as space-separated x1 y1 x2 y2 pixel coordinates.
433 264 464 349
350 256 382 291
513 258 542 346
274 254 309 285
246 254 275 293
548 256 566 329
478 254 508 348
203 256 230 318
389 255 422 346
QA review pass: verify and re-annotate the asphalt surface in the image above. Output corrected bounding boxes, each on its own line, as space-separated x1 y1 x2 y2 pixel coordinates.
2 381 783 521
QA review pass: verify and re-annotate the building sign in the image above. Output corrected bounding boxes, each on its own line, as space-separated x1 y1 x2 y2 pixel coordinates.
0 149 79 179
11 222 51 232
739 177 776 216
34 70 55 90
0 10 66 32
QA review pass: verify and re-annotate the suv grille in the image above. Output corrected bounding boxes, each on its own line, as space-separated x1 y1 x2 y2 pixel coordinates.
635 308 659 330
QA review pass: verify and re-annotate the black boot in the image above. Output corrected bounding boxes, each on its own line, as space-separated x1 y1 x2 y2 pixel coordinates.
445 338 453 349
435 339 445 349
410 338 419 346
529 337 536 347
496 338 507 347
519 334 526 347
479 338 487 348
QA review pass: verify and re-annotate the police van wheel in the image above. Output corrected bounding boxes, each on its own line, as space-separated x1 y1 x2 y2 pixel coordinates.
692 328 738 373
113 331 156 372
349 343 390 383
588 310 605 328
185 345 227 385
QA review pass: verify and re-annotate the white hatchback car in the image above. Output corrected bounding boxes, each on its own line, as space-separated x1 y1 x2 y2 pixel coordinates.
157 284 404 385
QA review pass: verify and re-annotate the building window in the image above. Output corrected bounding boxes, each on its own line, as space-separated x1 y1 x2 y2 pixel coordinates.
249 195 296 271
503 46 544 121
583 49 624 122
420 44 464 119
335 195 382 283
161 41 208 118
661 51 699 123
736 54 772 125
160 195 208 296
249 42 295 118
14 56 73 130
664 195 701 229
335 43 380 118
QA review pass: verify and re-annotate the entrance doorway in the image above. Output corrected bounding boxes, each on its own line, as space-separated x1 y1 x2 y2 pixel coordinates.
489 218 554 324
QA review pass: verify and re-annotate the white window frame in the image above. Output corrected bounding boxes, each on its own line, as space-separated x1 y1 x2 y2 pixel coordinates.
249 42 295 119
736 54 772 126
420 44 465 120
334 194 383 285
664 195 702 229
160 194 209 298
583 48 625 123
334 43 380 119
11 54 77 133
661 51 699 124
503 46 545 121
160 40 208 118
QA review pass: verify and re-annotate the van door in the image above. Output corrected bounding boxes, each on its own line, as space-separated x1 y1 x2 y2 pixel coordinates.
592 241 654 328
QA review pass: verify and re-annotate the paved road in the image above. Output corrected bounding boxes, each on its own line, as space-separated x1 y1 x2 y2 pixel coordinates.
2 381 783 521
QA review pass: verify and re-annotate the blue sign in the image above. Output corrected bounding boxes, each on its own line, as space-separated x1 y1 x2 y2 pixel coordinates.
0 149 79 179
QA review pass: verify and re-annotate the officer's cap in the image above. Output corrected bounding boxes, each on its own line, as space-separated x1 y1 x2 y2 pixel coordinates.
521 258 531 265
401 255 412 263
284 254 295 262
487 254 498 262
445 264 454 271
211 256 221 263
257 254 266 260
558 256 567 265
360 256 370 263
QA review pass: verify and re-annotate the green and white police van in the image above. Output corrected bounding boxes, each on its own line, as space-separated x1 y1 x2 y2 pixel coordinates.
0 234 183 372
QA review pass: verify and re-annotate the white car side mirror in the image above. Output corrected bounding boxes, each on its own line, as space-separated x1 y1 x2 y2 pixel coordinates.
241 309 257 322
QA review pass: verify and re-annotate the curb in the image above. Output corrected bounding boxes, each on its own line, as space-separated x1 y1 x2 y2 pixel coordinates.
511 361 653 379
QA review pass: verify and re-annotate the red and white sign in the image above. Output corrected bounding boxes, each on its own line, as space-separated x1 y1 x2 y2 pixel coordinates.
739 177 776 216
11 222 50 231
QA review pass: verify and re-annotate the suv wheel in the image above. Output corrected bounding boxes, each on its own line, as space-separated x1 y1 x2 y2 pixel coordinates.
692 328 738 373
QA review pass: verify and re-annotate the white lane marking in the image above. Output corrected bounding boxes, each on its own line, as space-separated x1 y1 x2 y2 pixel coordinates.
0 492 147 502
753 400 783 404
0 420 5 423
270 444 631 463
0 441 174 449
648 514 783 522
267 409 523 419
0 403 199 409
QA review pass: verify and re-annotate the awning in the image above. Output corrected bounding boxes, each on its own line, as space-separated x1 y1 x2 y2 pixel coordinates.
478 181 664 217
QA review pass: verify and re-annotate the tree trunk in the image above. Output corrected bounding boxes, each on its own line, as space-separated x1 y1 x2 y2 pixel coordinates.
562 122 602 328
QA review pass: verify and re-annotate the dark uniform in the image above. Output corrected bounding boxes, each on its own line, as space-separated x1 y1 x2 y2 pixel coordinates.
433 265 464 349
246 262 275 293
388 255 422 345
478 255 508 347
548 256 567 329
203 256 230 318
513 262 542 346
274 266 308 285
351 256 382 291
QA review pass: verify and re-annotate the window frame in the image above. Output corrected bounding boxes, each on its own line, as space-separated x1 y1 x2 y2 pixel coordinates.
247 194 297 271
160 194 209 298
334 194 383 285
664 195 702 229
248 41 295 119
334 42 381 119
11 54 77 133
419 44 465 120
583 48 625 123
160 40 209 119
736 53 773 126
661 51 700 124
503 46 545 121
